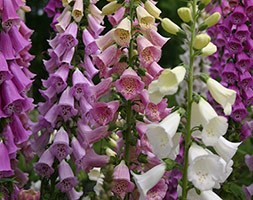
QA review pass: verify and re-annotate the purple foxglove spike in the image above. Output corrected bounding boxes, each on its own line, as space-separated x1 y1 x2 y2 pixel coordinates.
238 71 253 88
57 87 78 121
43 104 59 128
40 86 58 101
90 101 120 126
115 68 145 100
79 97 93 118
9 61 33 93
215 33 226 47
234 24 250 42
71 137 86 171
218 17 232 37
43 65 69 93
147 179 168 200
82 148 109 171
50 127 72 162
1 0 20 31
94 78 112 100
137 35 161 67
242 88 253 106
145 99 171 122
1 80 25 116
92 45 118 78
9 26 31 55
147 62 163 78
44 0 62 17
240 122 252 141
245 154 253 171
0 52 12 84
31 131 50 156
14 168 29 188
82 29 99 55
19 21 34 39
87 14 105 37
0 142 14 178
230 5 247 25
145 29 169 48
221 62 238 84
227 37 243 54
112 160 135 199
56 160 78 192
70 68 93 100
108 7 126 26
67 188 83 200
245 0 253 18
60 47 75 64
108 62 128 77
83 55 99 79
34 149 54 178
231 102 248 122
2 126 19 156
0 31 15 60
81 125 109 144
10 114 31 144
55 7 72 32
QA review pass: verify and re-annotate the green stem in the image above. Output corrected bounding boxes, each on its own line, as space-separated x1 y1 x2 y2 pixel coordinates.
181 0 197 199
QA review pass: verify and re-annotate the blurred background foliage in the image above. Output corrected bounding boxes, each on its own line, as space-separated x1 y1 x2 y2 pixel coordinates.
26 0 186 103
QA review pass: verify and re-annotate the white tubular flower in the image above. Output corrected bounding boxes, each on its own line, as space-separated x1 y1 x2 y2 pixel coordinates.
88 168 105 195
213 136 241 162
187 189 222 200
131 163 166 200
148 66 186 104
206 77 236 115
201 42 217 56
72 0 83 22
136 5 155 29
191 97 228 146
146 111 181 159
113 17 131 47
144 0 161 19
188 143 229 191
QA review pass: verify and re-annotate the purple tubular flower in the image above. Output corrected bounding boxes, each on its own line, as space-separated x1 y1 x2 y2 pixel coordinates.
218 17 232 37
0 31 15 60
67 188 83 200
230 6 247 25
147 179 168 200
49 127 72 162
244 0 253 18
0 51 12 84
71 137 86 171
245 154 253 171
56 160 78 192
2 125 19 156
1 0 20 31
34 149 54 178
236 52 251 72
235 24 250 42
221 62 238 84
231 102 248 122
0 142 14 178
240 122 252 141
243 184 253 200
57 87 78 121
227 37 243 54
238 72 253 88
82 29 98 55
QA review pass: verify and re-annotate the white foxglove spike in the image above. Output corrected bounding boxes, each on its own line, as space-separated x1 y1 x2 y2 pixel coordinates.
213 136 241 162
187 189 222 200
146 111 181 159
188 143 231 191
131 163 166 200
191 97 228 146
206 77 236 115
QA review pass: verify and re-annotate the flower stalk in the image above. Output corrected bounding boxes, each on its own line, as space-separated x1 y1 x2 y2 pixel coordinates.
182 0 197 199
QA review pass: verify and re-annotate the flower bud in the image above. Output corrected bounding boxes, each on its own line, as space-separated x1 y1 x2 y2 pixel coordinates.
161 18 182 35
102 1 122 16
144 0 161 19
105 147 117 157
177 7 192 23
62 0 73 7
200 0 211 6
203 12 221 28
108 138 117 148
193 34 211 50
201 42 217 56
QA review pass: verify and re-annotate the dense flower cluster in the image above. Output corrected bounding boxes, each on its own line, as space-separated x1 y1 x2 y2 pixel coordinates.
207 0 253 141
0 0 35 198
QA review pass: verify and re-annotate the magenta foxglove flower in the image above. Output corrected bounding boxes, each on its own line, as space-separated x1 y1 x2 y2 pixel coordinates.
112 160 135 199
243 184 253 200
245 154 253 171
137 35 161 67
34 149 54 178
0 142 14 178
50 127 72 162
67 188 83 200
56 160 78 192
146 179 168 200
71 137 86 171
115 68 145 100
